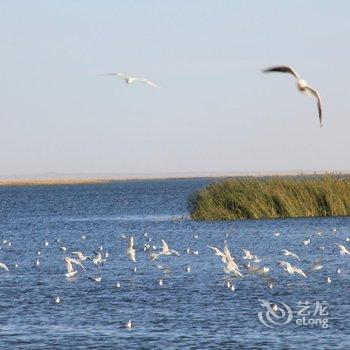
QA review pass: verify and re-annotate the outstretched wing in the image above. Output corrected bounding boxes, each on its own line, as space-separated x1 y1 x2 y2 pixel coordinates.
295 267 307 278
141 78 158 88
242 249 251 256
262 65 301 79
305 85 323 127
307 257 323 273
161 239 169 253
128 236 134 249
70 258 86 271
72 251 82 259
117 73 129 79
0 262 9 272
223 245 233 260
291 252 301 261
101 73 118 76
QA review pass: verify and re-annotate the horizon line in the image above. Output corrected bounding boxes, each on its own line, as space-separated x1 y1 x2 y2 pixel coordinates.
0 170 349 187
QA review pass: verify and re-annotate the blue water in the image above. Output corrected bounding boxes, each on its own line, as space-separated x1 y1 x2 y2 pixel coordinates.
0 179 349 349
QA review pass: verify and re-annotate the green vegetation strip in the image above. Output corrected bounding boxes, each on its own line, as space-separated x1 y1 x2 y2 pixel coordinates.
188 176 350 220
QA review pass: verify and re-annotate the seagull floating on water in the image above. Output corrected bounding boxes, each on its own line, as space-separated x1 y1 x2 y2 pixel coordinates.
262 65 323 127
120 320 133 329
186 247 199 255
303 238 311 246
89 276 102 282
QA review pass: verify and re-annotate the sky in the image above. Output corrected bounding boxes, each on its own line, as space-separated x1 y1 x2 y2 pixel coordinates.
1 0 350 176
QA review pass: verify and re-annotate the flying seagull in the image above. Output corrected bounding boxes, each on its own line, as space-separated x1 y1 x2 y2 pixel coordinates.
0 262 9 272
149 240 180 260
102 72 158 88
72 251 91 261
127 236 136 263
282 249 301 261
278 260 307 278
64 257 85 278
262 65 323 127
335 243 350 255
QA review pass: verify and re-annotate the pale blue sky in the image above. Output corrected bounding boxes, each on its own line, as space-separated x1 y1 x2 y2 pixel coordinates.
1 1 349 176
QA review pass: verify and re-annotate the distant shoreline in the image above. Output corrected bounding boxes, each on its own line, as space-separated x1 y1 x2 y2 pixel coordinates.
0 171 348 187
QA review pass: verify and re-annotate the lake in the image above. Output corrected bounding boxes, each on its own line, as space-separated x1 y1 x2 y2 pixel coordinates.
0 179 349 349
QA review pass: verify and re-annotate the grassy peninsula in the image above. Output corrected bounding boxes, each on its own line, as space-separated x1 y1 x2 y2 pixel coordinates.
189 175 350 220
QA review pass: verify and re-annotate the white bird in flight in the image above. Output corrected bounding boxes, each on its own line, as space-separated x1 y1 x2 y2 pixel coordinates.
92 251 106 266
278 260 307 278
0 262 9 272
127 236 136 263
150 240 180 260
64 257 85 278
160 240 180 257
335 243 350 255
72 251 91 261
307 258 323 274
208 245 229 263
221 245 243 278
242 249 254 260
262 65 323 127
282 249 301 261
102 72 158 88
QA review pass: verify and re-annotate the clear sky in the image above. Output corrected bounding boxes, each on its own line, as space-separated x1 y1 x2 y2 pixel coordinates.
1 0 349 176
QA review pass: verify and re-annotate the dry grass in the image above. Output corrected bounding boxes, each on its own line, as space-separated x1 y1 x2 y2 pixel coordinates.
189 175 350 220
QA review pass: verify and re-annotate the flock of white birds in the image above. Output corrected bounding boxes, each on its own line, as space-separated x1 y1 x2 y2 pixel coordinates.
102 65 323 127
0 227 349 329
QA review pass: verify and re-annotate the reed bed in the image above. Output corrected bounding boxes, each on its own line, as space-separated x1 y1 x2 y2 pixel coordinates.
188 175 350 220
